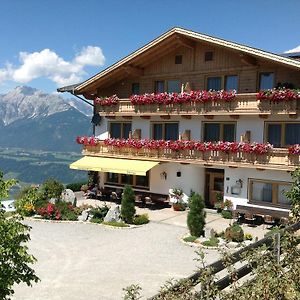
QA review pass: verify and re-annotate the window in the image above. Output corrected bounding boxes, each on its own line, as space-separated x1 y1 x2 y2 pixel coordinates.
205 51 213 61
167 80 181 93
259 72 274 90
152 123 179 140
109 122 132 139
155 81 165 93
266 122 300 147
249 179 291 207
203 123 235 142
155 80 181 93
121 174 133 185
106 172 119 184
207 77 222 90
105 172 149 189
175 55 182 64
132 83 140 95
225 75 238 91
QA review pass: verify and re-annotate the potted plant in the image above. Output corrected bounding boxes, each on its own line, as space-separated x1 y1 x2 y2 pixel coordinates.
169 188 187 211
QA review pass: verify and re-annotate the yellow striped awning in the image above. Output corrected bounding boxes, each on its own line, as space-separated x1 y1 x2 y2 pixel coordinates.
70 156 159 176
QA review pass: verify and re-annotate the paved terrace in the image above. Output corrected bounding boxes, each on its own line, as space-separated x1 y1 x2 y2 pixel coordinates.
13 193 267 300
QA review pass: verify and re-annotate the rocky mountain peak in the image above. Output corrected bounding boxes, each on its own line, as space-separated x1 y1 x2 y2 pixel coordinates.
0 86 71 125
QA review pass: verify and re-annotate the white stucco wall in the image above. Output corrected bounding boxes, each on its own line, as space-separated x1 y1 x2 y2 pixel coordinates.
149 163 205 197
95 118 109 139
223 167 292 209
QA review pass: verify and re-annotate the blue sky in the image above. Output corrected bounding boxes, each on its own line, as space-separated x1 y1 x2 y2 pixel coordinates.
0 0 299 94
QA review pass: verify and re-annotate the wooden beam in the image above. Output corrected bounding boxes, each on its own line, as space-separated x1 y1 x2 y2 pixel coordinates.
105 116 116 119
83 92 96 100
122 116 132 120
175 35 196 49
229 115 240 119
140 116 151 119
122 65 144 77
181 115 192 119
259 114 269 119
239 54 257 66
289 113 298 119
160 115 171 119
204 115 214 119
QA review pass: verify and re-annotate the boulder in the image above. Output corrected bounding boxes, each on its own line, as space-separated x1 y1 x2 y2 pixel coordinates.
104 206 121 223
61 189 76 204
204 227 216 239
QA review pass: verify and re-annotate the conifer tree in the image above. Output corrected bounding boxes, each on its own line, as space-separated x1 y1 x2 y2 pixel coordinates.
121 185 136 224
187 193 206 237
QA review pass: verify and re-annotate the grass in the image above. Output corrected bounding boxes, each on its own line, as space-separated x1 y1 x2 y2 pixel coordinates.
102 221 129 227
202 236 219 247
183 235 198 243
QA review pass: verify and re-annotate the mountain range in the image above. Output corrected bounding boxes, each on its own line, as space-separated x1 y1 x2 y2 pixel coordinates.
0 86 93 152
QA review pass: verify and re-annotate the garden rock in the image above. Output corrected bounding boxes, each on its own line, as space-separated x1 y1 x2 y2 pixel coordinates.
61 189 76 204
49 198 56 204
104 206 121 223
204 227 215 238
227 241 238 249
82 210 89 221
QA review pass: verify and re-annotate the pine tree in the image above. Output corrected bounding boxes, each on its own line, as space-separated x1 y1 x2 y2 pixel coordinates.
187 193 206 237
121 185 136 224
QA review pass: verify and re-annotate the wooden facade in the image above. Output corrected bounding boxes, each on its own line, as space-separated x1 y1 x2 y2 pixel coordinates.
59 28 300 209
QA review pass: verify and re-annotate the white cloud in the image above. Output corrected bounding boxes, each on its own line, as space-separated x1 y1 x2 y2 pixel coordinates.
74 46 105 66
284 45 300 53
0 46 105 86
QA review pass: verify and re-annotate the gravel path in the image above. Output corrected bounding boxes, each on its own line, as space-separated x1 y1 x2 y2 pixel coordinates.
12 220 219 300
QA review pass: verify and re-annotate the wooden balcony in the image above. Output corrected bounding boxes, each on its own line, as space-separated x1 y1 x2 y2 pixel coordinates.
96 94 298 117
83 142 299 171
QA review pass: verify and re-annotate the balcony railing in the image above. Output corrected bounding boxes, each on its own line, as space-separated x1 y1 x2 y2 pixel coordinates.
82 141 300 171
96 94 298 116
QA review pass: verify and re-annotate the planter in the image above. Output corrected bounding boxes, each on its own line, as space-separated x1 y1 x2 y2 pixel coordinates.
172 203 186 211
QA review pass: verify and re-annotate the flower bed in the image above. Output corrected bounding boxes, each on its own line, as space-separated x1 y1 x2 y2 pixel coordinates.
257 88 300 102
130 90 236 105
94 95 119 106
76 136 99 146
288 144 300 155
102 138 273 155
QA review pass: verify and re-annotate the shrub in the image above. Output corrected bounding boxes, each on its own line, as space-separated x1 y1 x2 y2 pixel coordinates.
15 187 40 216
225 224 244 242
215 230 225 238
187 193 206 237
40 178 64 201
133 214 149 225
221 210 233 219
66 182 87 192
55 201 78 221
202 236 219 247
121 185 136 224
264 226 282 237
183 235 198 243
244 233 253 241
36 203 61 220
89 205 109 222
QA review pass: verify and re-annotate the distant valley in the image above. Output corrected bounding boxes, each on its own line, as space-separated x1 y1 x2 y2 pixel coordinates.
0 86 93 188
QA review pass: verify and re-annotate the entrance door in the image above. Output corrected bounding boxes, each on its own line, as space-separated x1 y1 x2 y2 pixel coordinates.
205 169 224 207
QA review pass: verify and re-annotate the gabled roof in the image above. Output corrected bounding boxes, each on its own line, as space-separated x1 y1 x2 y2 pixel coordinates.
61 27 300 94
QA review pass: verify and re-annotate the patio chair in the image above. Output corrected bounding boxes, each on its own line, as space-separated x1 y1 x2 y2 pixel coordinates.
264 215 275 229
244 212 256 226
279 217 289 227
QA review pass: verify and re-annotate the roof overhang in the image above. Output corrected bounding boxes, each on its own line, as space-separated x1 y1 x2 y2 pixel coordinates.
58 27 300 95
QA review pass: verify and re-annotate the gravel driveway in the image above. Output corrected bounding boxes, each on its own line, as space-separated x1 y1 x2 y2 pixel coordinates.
12 220 215 300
